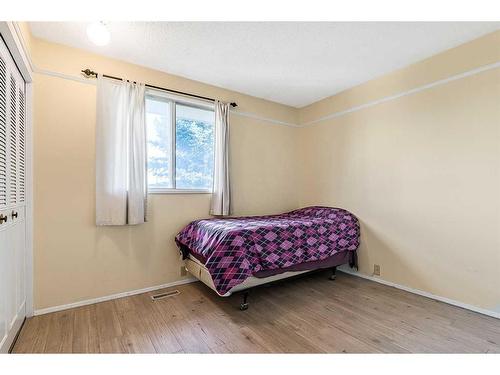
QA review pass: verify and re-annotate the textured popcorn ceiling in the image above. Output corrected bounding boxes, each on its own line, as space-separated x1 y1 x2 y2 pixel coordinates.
29 22 499 107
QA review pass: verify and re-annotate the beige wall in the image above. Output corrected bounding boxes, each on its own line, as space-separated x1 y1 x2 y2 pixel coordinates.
23 25 500 314
29 37 299 310
297 30 500 312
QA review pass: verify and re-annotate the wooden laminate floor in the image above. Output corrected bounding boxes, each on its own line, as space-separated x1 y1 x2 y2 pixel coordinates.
12 271 500 353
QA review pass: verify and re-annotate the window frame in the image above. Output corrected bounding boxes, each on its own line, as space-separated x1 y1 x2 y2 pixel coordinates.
145 88 215 195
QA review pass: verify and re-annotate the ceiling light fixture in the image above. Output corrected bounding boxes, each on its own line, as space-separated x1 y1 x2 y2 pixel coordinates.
86 22 110 46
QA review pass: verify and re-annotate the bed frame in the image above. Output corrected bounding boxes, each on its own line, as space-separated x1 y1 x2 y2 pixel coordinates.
185 256 337 310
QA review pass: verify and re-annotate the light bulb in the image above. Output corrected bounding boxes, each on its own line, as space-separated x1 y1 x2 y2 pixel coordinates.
86 22 110 46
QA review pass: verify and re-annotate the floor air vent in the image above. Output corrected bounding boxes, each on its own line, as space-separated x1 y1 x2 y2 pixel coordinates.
151 290 180 301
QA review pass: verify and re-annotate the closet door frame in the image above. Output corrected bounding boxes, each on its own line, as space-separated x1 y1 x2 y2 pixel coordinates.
0 22 33 318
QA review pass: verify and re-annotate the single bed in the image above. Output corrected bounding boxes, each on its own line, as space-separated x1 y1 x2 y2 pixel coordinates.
175 206 360 309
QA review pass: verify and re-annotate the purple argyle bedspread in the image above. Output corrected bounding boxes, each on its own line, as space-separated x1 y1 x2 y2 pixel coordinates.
175 206 360 295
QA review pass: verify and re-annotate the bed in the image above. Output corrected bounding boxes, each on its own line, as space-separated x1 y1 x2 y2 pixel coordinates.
175 206 360 309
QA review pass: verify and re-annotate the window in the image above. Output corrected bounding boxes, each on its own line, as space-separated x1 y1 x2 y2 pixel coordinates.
146 91 215 193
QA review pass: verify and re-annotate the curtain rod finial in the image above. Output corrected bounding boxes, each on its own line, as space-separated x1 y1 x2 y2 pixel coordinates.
81 69 97 78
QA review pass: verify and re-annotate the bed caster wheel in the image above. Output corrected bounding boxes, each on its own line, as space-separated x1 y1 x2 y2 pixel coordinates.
240 303 249 311
329 267 337 281
239 291 249 310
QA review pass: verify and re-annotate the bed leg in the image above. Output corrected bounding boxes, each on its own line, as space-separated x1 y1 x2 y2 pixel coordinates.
240 291 249 311
329 266 337 281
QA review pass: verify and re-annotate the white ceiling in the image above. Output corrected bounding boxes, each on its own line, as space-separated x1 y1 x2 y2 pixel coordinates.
29 22 499 108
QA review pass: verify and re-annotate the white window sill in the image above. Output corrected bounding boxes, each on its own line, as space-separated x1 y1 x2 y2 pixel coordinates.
148 188 212 195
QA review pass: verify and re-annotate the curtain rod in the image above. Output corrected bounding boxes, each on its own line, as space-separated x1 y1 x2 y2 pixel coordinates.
81 68 238 107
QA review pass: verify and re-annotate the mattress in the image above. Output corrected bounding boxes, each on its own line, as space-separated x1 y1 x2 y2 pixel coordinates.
185 255 309 296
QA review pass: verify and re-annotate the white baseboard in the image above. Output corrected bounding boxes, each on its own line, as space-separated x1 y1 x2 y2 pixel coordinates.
33 269 500 320
338 268 500 320
34 277 198 316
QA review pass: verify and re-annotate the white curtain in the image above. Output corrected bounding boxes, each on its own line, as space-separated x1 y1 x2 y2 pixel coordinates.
210 100 231 216
96 76 147 225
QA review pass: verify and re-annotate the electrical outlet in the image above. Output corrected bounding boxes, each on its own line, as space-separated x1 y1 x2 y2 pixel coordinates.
373 264 381 276
180 265 187 276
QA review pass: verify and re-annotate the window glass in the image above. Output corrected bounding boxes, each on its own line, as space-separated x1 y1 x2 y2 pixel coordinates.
175 103 215 190
145 93 215 192
146 97 173 188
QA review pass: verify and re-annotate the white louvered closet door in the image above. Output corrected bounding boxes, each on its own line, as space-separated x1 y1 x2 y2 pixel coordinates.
0 35 27 353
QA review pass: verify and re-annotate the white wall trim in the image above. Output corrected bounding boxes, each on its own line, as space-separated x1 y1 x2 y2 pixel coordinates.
24 82 34 317
0 22 35 320
231 110 300 128
32 56 500 130
12 22 34 76
302 61 500 127
0 22 33 83
339 268 500 320
34 67 92 85
33 277 198 316
35 268 500 320
33 67 300 128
